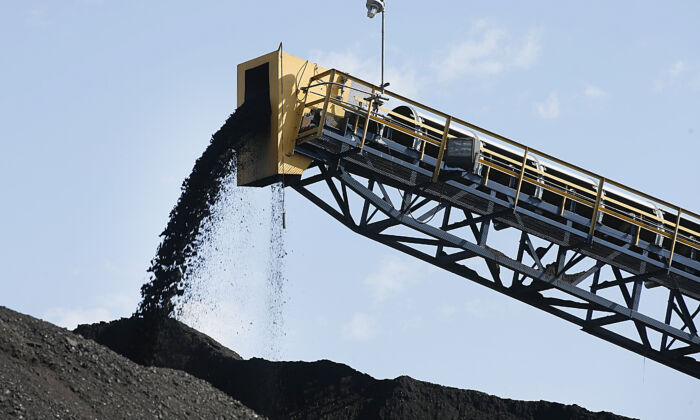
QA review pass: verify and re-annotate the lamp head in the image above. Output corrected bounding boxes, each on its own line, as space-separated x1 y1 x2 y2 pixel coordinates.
366 0 385 18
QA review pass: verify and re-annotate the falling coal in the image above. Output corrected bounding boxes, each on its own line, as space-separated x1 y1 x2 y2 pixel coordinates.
266 183 287 359
137 94 271 319
171 165 288 359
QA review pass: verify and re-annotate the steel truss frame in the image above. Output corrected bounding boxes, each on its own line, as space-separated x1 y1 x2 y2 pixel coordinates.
291 157 700 380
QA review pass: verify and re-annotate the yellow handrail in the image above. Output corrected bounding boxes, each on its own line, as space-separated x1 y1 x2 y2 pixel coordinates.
295 70 700 255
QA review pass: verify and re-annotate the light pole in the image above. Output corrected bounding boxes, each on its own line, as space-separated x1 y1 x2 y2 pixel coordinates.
365 0 387 93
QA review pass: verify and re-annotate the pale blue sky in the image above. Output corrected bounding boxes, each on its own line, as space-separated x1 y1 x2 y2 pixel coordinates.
1 2 699 419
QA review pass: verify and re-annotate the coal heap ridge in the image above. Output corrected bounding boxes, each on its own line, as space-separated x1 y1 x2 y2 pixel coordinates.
76 315 635 420
0 306 260 419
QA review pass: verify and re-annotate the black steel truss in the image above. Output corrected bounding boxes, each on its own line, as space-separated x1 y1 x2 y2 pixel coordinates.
291 158 700 380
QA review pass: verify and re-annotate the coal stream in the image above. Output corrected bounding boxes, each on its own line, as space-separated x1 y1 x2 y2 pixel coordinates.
137 94 270 318
172 169 288 359
266 183 287 359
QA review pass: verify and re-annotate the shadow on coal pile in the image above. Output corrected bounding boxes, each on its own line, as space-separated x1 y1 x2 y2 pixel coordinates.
76 317 635 420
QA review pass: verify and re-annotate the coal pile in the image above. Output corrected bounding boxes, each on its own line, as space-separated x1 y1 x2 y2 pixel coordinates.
138 94 270 318
0 306 261 419
76 316 635 420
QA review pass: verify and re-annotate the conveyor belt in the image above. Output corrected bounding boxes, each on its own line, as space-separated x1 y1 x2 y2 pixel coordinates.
290 69 700 379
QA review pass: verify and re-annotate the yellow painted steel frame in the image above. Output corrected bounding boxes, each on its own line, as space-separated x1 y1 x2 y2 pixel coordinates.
236 49 329 187
234 49 699 256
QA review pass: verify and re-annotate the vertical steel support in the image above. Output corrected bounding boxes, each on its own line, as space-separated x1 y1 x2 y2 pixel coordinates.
360 179 375 226
589 177 606 238
359 89 376 150
513 148 529 210
317 70 336 138
560 196 567 216
436 206 452 258
661 289 675 350
556 246 567 274
293 77 315 147
352 112 360 136
478 218 491 247
512 231 528 285
586 269 601 322
668 208 683 266
631 277 643 311
432 116 452 182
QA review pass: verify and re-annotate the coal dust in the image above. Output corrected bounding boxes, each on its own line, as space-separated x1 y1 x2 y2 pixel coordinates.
266 183 287 359
175 170 288 359
137 96 288 359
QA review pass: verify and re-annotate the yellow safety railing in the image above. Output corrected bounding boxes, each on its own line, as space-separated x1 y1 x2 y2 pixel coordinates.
295 69 700 262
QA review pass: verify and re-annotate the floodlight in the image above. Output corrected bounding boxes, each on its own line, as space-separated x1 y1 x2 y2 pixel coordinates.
364 0 387 93
366 0 384 18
